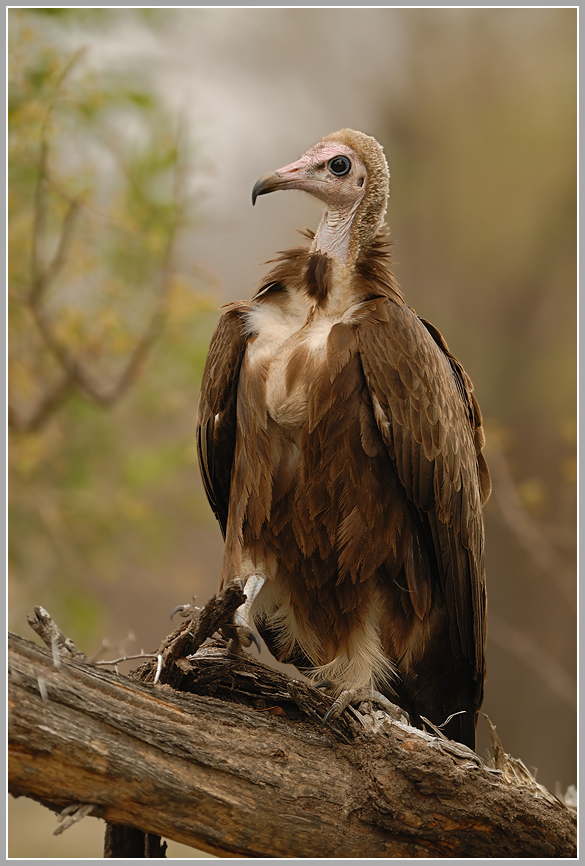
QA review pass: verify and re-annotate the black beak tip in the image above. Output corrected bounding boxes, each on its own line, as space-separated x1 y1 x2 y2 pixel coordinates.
252 178 266 206
252 174 281 207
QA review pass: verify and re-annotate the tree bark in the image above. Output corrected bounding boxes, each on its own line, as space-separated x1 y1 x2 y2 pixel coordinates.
8 626 576 858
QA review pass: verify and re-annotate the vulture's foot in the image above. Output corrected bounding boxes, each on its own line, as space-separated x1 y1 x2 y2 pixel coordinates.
322 687 410 730
221 574 265 655
169 601 199 620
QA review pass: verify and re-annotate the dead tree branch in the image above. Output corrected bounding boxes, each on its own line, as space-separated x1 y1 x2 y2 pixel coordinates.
8 603 576 858
9 66 187 432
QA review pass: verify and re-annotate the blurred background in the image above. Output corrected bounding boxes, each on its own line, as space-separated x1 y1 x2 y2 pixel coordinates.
8 8 576 858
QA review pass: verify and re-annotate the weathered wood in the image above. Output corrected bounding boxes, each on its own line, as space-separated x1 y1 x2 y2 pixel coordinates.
103 824 167 858
8 629 576 858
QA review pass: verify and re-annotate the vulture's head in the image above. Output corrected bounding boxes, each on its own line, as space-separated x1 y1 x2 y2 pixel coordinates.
252 129 390 263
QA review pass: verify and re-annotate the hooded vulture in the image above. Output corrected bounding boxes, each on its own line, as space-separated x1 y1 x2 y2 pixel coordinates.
197 129 490 749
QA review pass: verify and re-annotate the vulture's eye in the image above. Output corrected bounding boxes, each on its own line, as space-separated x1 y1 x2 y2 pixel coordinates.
328 156 351 177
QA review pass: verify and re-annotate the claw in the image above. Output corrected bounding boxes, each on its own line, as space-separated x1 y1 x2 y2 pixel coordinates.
170 603 194 620
320 687 410 727
225 623 261 654
321 704 337 726
227 625 261 653
249 630 261 654
225 627 261 656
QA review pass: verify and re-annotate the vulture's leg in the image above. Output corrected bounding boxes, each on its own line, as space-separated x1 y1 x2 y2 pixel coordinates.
322 687 410 728
222 573 265 654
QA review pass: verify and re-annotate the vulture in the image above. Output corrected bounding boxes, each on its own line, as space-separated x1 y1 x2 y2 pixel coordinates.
197 129 490 749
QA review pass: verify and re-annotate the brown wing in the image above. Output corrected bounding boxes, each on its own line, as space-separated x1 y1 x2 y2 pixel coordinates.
356 298 490 691
197 303 250 538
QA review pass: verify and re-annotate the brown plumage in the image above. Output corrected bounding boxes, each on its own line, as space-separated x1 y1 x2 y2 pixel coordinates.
197 129 490 748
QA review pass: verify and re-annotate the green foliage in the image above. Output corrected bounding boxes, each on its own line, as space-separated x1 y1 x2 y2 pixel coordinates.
9 12 188 392
8 10 214 641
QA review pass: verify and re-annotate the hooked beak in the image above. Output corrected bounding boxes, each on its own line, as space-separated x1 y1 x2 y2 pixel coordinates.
252 172 287 205
252 154 315 205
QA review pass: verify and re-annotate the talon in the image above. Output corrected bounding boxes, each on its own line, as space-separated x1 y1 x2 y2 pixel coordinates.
231 627 261 654
228 625 261 653
170 604 192 620
321 705 336 726
314 680 335 691
320 688 353 725
319 687 410 727
367 690 409 724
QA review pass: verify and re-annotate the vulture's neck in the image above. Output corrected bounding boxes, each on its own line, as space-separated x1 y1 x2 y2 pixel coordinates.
312 203 361 266
304 189 390 310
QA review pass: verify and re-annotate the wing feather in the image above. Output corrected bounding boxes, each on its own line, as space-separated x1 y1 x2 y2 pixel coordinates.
196 303 250 538
356 298 489 681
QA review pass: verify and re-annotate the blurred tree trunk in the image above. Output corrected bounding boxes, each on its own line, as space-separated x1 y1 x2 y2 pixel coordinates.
8 628 576 859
